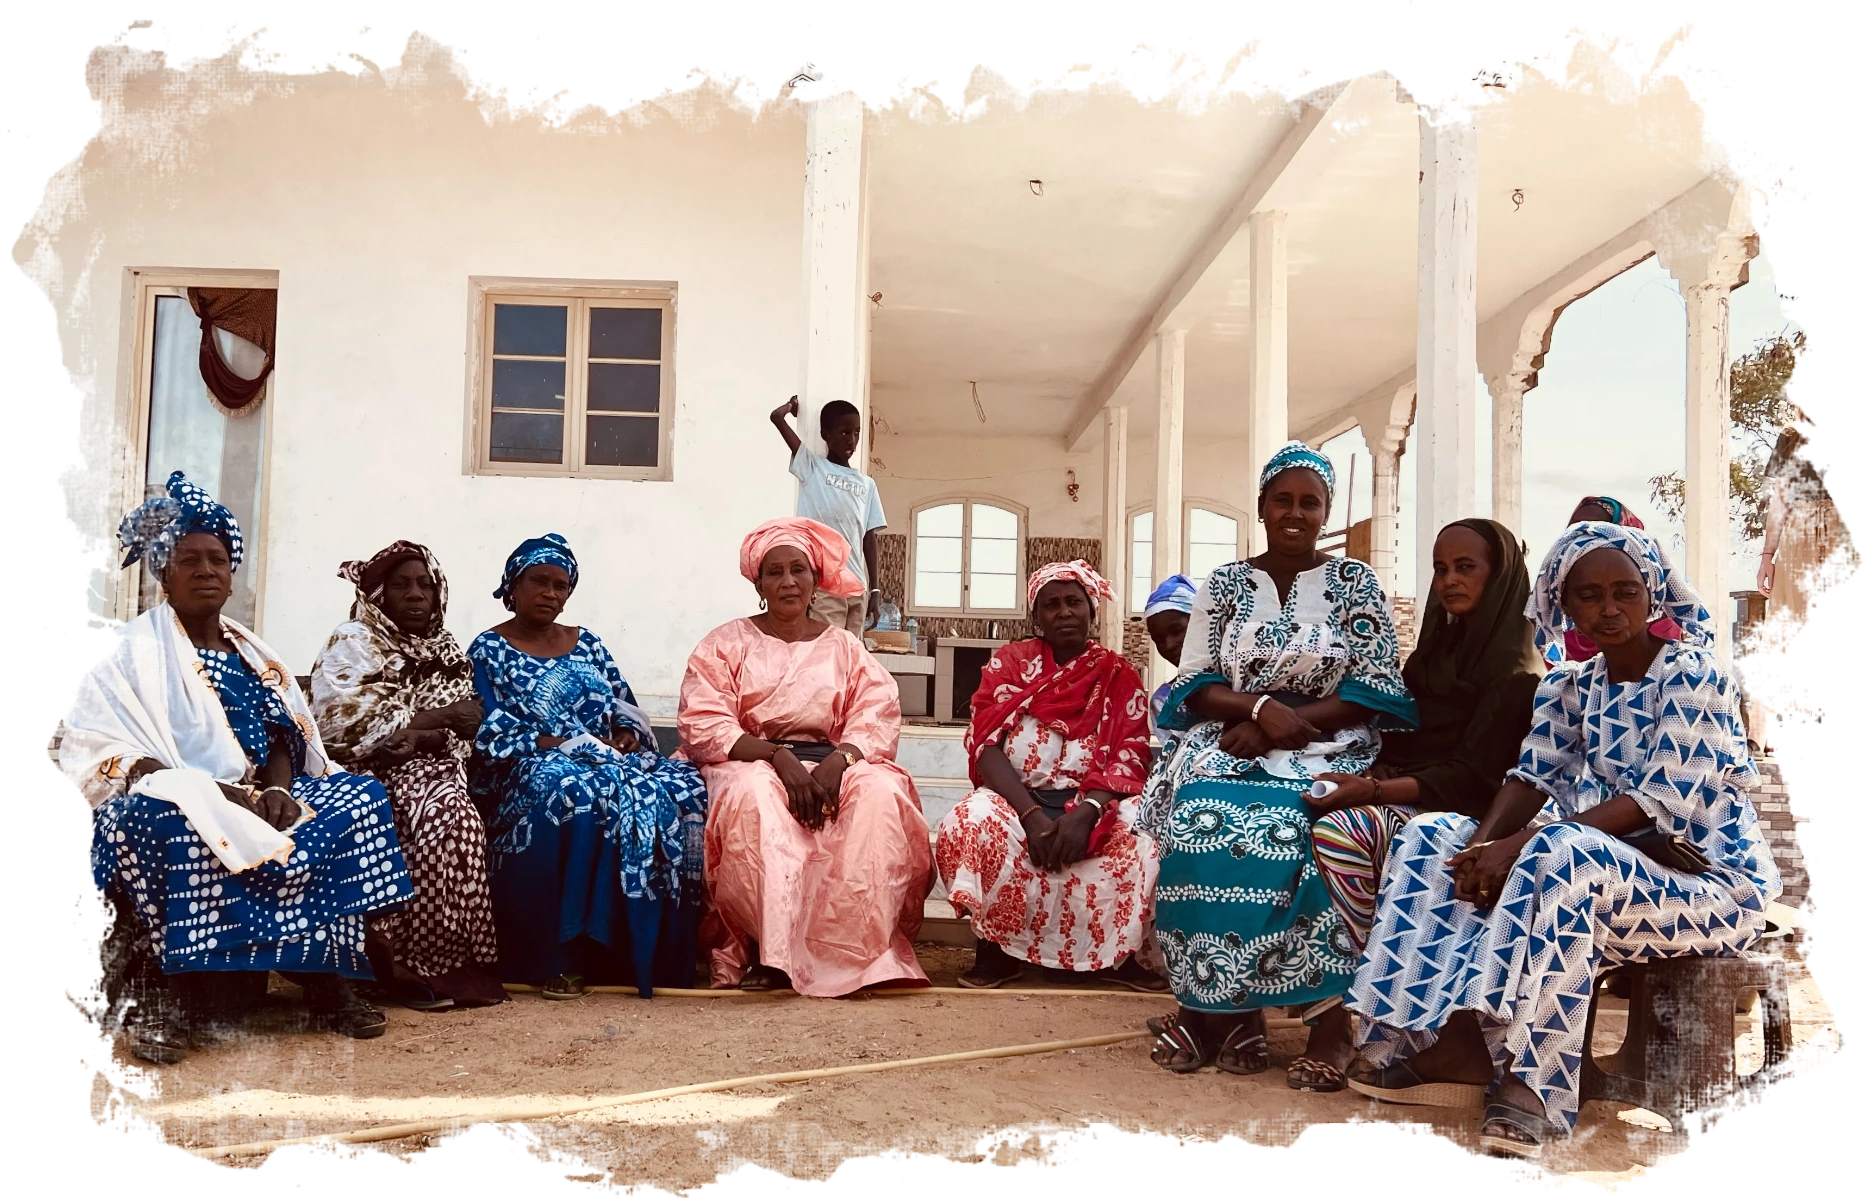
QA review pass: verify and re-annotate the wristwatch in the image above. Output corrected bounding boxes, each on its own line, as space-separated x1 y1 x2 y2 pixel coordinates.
836 750 858 768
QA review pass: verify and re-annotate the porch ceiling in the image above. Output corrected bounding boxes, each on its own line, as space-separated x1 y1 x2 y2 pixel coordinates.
867 70 1719 446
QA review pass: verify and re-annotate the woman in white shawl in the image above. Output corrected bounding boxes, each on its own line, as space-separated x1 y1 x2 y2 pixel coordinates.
63 472 410 1064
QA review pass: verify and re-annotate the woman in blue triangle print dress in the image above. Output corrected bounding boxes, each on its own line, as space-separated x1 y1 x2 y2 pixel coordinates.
1343 521 1780 1159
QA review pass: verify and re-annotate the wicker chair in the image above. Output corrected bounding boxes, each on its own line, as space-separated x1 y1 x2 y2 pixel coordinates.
1580 950 1796 1140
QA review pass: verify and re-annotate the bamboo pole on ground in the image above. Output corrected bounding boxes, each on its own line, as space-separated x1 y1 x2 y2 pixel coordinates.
192 1030 1153 1161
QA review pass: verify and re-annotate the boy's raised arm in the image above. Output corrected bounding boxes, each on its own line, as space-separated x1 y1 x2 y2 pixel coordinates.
770 395 803 456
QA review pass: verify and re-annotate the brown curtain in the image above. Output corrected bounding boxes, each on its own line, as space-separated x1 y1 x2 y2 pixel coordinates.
187 287 276 411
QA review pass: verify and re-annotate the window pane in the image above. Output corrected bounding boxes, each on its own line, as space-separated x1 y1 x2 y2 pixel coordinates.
969 572 1019 611
589 306 662 360
970 536 1017 575
1133 511 1153 542
972 504 1018 540
1188 542 1233 584
917 535 962 573
493 304 568 356
1131 541 1153 610
492 359 566 410
587 362 660 412
1189 507 1238 546
490 411 564 463
585 414 659 467
916 503 963 537
915 571 962 609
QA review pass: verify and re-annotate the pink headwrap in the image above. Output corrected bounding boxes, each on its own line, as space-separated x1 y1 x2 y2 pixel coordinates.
1026 559 1114 616
739 517 866 598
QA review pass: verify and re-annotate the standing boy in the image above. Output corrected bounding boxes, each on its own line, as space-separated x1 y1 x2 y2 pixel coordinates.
770 395 885 631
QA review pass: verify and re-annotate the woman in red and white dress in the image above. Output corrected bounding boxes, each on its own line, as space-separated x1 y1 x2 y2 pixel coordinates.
934 561 1166 990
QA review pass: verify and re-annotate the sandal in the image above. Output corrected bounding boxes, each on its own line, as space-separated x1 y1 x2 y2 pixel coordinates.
541 973 588 1001
1286 1056 1346 1092
958 941 1024 990
131 1010 189 1066
1479 1097 1553 1160
1344 1058 1486 1109
401 985 456 1013
315 991 387 1043
1150 1014 1217 1074
738 965 791 992
1214 1020 1270 1076
1106 958 1170 993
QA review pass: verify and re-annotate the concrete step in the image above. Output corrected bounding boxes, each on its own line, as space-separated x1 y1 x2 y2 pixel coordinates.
895 724 969 779
920 897 975 948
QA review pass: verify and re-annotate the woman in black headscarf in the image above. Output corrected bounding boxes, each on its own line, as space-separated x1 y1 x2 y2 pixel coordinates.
1288 519 1543 1092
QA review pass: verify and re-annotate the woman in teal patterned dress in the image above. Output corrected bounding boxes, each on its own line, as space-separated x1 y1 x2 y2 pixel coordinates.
1138 443 1416 1077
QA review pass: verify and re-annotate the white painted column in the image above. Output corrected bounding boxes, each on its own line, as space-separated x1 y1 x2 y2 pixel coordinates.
1490 378 1525 534
1100 405 1129 650
1248 210 1290 554
799 91 869 455
1413 112 1479 597
1153 328 1187 684
1684 281 1734 663
1369 444 1401 592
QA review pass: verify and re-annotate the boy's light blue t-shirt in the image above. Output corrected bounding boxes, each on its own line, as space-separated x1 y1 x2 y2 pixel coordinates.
791 445 886 588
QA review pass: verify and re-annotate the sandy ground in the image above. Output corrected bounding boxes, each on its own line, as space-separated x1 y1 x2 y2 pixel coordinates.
102 943 1839 1188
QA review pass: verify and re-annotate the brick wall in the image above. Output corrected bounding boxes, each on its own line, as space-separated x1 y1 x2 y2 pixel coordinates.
1750 758 1809 907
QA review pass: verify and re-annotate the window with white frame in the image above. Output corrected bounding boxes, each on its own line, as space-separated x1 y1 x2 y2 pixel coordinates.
469 280 675 480
909 499 1024 615
1129 502 1245 611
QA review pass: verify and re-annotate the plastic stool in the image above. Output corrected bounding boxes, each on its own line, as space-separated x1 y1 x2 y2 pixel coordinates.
1579 954 1792 1129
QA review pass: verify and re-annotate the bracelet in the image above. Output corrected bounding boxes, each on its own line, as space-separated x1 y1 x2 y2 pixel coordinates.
260 785 293 801
1079 796 1105 817
1371 777 1382 803
1250 694 1273 721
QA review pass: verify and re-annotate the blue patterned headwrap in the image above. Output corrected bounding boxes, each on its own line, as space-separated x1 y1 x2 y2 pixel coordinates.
1528 521 1713 650
494 533 578 610
1259 441 1336 500
1144 574 1197 618
118 470 244 577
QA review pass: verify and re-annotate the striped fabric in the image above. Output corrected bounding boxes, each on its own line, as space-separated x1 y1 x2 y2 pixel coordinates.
1310 805 1413 952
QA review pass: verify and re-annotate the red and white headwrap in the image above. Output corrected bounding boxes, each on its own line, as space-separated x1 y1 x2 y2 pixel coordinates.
738 517 866 598
1026 559 1114 616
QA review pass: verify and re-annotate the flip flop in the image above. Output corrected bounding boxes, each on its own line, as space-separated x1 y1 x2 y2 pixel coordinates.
1345 1058 1486 1109
738 965 791 992
1479 1097 1553 1160
541 973 588 1001
1286 1056 1346 1093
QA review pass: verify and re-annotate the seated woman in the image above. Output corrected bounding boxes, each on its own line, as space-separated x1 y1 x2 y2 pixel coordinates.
1142 574 1197 751
310 540 503 1010
1294 519 1542 1090
1344 521 1780 1159
1540 496 1681 665
936 561 1164 991
467 534 709 999
1136 442 1416 1078
64 471 405 1063
680 518 933 997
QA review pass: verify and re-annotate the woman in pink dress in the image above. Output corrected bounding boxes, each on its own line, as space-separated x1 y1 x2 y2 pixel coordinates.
679 518 934 997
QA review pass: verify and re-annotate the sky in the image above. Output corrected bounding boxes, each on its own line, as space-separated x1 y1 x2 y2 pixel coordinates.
1322 251 1797 600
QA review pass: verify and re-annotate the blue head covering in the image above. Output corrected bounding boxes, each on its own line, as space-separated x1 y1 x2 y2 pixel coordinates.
118 470 244 577
494 533 579 610
1528 521 1713 651
1259 441 1336 500
1144 574 1197 618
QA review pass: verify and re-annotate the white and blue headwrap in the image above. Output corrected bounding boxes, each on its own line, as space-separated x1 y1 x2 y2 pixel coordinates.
1144 574 1197 618
1528 521 1714 650
118 470 244 577
494 533 579 610
1259 441 1336 500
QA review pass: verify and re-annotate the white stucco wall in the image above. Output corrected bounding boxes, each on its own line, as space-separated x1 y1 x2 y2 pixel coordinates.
43 64 808 711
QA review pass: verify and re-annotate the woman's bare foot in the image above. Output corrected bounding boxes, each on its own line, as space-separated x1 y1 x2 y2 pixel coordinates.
1288 1003 1355 1090
958 939 1023 989
1405 1010 1495 1086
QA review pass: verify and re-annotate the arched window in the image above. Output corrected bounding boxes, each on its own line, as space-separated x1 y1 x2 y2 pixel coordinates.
909 498 1026 615
1128 501 1246 611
